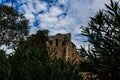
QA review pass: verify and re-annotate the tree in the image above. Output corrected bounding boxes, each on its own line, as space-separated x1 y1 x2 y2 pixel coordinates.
0 5 29 48
79 0 120 80
18 30 49 49
8 30 50 80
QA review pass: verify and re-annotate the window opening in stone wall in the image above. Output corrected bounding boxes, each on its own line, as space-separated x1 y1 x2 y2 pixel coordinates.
55 39 58 46
49 41 52 46
62 36 67 46
62 41 66 46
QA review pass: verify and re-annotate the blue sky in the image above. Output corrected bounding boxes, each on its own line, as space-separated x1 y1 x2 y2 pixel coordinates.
1 0 115 49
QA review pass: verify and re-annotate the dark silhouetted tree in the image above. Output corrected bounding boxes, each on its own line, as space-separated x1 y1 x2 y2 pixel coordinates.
79 0 120 80
0 5 29 48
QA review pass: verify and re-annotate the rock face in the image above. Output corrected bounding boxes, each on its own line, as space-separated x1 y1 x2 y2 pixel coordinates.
47 33 83 62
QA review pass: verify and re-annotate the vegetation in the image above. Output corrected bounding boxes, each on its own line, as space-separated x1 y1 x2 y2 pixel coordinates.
79 0 120 80
0 5 29 48
0 0 120 80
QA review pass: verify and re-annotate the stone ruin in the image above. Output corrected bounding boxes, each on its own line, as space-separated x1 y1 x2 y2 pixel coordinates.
47 33 84 62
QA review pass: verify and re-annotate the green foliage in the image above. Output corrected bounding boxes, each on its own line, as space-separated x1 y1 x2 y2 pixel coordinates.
8 47 50 80
79 0 120 80
8 48 82 80
50 58 82 80
0 4 29 48
0 30 82 80
8 30 50 80
18 30 48 49
0 50 10 80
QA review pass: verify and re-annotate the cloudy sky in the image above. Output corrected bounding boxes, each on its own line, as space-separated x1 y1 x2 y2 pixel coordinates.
1 0 116 48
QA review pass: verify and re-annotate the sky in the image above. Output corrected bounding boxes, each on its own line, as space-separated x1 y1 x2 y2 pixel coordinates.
0 0 117 52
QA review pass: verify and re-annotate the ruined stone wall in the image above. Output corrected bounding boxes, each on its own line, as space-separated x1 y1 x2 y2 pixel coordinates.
48 33 83 62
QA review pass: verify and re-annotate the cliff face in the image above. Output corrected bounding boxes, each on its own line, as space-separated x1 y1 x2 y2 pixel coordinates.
47 33 84 62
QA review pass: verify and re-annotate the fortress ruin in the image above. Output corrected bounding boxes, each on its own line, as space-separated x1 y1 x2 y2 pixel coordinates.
47 33 84 62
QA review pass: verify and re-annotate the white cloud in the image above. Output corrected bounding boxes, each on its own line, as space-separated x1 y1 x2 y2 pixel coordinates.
49 29 66 35
49 6 63 17
92 0 109 11
115 0 120 2
25 13 35 23
38 13 58 23
33 1 47 13
17 0 27 3
19 4 35 23
58 0 68 5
